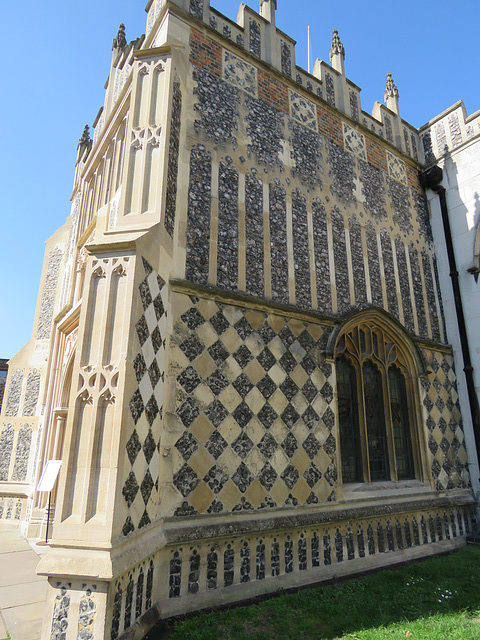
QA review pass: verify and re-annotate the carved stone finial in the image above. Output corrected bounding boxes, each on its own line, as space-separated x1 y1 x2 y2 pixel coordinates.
329 29 345 62
78 125 90 148
112 23 127 50
260 0 277 24
384 72 399 101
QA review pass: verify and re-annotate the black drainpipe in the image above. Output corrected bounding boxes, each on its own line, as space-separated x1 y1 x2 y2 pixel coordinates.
420 165 480 472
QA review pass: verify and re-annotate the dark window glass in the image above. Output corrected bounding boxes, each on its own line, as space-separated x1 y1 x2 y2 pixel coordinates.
363 361 389 481
388 365 414 479
337 357 362 482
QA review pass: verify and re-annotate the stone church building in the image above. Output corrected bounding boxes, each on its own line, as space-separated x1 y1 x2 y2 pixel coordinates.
1 0 479 638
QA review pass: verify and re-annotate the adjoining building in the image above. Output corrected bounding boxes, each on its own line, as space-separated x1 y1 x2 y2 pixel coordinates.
0 1 479 639
0 359 8 412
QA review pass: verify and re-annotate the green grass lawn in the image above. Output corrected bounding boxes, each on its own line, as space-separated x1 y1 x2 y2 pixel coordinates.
164 545 480 640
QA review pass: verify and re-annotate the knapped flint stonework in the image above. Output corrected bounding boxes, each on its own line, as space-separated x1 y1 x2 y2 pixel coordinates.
325 74 335 106
0 424 15 481
77 589 96 640
123 259 166 536
165 79 182 238
349 90 359 122
421 350 470 491
411 187 433 244
11 424 32 482
331 208 350 313
358 160 386 220
281 41 292 77
387 176 412 235
290 122 322 187
292 190 311 310
380 231 399 318
395 237 415 334
186 146 212 285
37 246 62 340
384 115 393 144
189 0 204 20
217 161 239 290
421 249 442 343
349 218 367 305
312 200 331 312
327 142 356 203
249 19 261 57
4 369 23 417
50 586 70 640
365 222 383 307
172 298 337 516
409 243 427 337
193 68 240 147
22 370 40 417
245 171 264 299
269 182 289 304
245 97 284 169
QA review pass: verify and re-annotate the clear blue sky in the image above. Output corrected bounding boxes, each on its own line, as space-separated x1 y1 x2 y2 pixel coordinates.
1 0 478 358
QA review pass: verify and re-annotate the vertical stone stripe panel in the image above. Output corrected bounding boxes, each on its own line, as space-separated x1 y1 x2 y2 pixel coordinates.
165 79 182 238
245 171 264 299
11 424 32 482
331 209 350 313
380 232 399 319
365 223 383 308
312 201 331 313
217 162 239 291
292 190 311 310
395 238 415 334
37 247 63 339
269 183 289 305
421 250 441 342
0 425 15 481
349 219 367 305
4 370 23 417
186 146 212 285
23 370 40 417
409 244 428 338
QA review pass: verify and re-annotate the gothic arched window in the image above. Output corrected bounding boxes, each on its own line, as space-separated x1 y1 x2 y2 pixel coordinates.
335 323 417 484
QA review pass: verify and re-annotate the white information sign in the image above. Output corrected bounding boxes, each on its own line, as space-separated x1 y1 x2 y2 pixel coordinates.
37 460 62 493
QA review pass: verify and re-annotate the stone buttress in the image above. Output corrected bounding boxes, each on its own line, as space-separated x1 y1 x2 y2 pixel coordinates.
0 1 475 640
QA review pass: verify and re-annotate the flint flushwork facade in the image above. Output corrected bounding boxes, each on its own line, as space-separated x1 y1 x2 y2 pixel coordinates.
1 1 479 639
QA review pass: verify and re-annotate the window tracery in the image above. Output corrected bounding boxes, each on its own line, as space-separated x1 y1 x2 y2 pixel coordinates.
335 322 417 484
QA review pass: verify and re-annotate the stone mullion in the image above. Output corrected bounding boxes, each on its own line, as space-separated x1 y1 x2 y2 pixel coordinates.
208 160 220 286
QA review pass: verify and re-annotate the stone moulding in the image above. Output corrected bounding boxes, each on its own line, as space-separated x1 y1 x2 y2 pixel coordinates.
162 491 474 544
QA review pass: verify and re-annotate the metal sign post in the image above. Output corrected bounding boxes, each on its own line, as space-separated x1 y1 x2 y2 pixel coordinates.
37 460 62 545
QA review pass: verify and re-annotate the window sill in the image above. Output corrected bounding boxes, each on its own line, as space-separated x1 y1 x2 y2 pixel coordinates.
342 479 432 503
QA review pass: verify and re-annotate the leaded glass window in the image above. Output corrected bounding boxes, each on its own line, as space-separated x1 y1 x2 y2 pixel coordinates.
335 322 419 484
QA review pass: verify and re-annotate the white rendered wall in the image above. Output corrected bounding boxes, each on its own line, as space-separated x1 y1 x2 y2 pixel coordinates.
427 134 480 496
